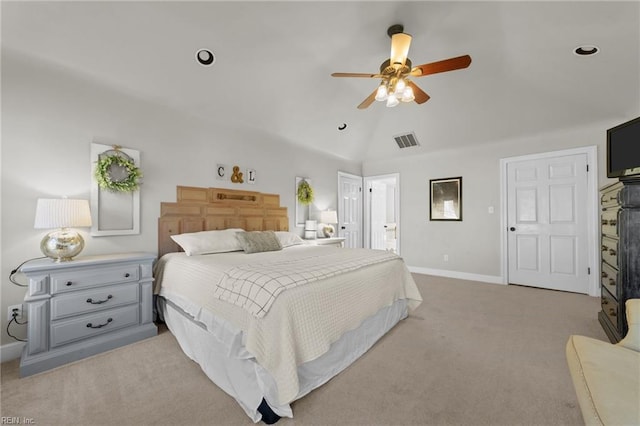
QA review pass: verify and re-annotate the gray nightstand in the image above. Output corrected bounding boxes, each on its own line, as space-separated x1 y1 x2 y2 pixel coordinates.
305 237 345 248
19 252 157 376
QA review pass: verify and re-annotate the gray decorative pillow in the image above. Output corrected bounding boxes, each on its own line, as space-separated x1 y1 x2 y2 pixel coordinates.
236 231 283 254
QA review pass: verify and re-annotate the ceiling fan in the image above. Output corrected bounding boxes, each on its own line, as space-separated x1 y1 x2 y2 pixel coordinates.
331 24 472 109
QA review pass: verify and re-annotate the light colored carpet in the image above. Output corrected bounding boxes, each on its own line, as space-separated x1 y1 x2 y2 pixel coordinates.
1 274 607 425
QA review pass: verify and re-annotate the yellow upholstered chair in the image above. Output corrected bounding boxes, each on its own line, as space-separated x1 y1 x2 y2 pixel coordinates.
566 299 640 426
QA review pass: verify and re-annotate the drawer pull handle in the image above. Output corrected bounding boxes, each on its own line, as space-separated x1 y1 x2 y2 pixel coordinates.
609 219 617 226
601 245 608 252
86 295 113 305
66 281 73 286
602 271 608 278
609 308 617 317
609 278 616 286
609 248 617 256
601 219 608 225
86 318 113 329
124 273 130 278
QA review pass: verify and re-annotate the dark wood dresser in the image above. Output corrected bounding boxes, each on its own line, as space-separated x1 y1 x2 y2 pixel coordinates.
599 177 640 342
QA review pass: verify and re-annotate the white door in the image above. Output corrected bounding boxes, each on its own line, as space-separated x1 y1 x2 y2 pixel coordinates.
338 172 363 248
507 153 589 293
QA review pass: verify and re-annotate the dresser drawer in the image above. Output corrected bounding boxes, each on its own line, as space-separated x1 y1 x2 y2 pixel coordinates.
51 264 139 294
50 283 139 320
50 304 139 348
601 208 620 238
600 182 622 208
601 236 619 268
601 288 618 330
600 262 618 299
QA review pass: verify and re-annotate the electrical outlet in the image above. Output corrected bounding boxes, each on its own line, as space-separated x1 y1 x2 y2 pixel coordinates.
7 304 24 321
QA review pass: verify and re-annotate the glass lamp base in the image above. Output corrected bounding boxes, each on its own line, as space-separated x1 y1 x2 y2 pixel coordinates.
40 228 85 262
322 225 335 238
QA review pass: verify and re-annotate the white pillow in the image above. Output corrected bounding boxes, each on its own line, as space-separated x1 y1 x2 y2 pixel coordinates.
275 231 305 248
170 228 244 256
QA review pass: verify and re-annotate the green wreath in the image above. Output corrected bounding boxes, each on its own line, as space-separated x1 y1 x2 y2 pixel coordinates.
95 154 142 192
297 180 314 205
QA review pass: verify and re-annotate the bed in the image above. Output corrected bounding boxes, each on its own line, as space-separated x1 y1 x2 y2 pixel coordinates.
154 186 422 423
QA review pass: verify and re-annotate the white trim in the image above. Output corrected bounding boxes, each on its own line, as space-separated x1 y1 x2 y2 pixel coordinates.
499 145 600 297
1 341 25 363
408 266 504 285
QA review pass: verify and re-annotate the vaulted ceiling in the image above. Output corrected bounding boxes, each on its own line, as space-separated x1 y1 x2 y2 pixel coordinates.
2 1 639 162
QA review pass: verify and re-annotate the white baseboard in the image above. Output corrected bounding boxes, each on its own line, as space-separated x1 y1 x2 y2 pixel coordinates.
408 266 504 285
1 341 25 363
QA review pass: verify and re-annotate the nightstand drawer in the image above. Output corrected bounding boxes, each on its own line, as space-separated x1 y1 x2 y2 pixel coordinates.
51 264 139 294
50 305 139 348
50 283 139 320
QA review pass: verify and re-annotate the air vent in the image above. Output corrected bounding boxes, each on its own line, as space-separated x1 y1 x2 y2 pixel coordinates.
394 132 420 149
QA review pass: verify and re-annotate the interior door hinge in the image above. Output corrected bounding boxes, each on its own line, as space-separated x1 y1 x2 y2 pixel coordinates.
588 267 591 275
369 188 372 192
586 164 589 172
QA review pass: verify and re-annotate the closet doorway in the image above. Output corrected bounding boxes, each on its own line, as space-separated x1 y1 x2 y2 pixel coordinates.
364 173 400 255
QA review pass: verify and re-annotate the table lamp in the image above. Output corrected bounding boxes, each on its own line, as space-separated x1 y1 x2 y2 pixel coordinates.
34 198 92 262
319 210 338 238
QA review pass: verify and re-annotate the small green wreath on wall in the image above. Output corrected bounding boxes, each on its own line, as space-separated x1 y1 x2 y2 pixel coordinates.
95 153 142 192
297 180 314 205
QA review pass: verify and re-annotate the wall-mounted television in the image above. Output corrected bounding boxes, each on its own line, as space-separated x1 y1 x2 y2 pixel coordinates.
607 116 640 178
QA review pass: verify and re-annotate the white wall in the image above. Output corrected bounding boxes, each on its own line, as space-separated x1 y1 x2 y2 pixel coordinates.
0 50 360 345
363 122 621 280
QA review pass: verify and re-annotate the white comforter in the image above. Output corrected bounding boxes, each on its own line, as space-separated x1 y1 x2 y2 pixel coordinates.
154 245 422 405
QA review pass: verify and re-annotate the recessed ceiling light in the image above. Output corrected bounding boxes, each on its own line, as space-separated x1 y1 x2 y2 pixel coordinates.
574 45 599 56
195 48 215 66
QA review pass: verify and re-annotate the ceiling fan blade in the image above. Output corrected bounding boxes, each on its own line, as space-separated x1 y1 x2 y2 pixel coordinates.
357 89 378 109
411 55 472 77
407 81 430 104
390 33 412 66
331 72 380 78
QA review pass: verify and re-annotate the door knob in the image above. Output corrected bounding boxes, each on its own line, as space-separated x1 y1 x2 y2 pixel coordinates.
509 227 516 231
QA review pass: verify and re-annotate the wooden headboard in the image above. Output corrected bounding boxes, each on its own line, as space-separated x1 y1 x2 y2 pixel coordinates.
158 186 289 257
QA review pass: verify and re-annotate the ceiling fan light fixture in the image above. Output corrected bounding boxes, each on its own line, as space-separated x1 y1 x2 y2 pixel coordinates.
386 95 400 108
375 84 388 101
394 78 406 94
401 86 415 102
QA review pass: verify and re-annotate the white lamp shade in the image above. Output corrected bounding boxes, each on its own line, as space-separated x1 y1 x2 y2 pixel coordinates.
320 210 338 224
34 199 92 229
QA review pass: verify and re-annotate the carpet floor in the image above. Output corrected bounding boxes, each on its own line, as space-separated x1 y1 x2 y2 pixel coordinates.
1 274 607 425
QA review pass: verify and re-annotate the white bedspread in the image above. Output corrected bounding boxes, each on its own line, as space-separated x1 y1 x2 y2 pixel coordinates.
154 245 422 405
214 249 399 318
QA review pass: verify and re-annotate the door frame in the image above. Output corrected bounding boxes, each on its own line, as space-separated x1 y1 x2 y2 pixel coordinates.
364 173 401 255
499 145 599 296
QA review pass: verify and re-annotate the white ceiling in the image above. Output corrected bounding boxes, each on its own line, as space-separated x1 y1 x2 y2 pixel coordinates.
3 1 639 162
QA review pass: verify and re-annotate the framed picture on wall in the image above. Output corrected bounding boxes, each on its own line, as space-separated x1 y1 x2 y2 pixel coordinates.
430 176 462 221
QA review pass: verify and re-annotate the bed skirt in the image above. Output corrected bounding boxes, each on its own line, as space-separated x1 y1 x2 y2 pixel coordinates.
157 296 408 422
